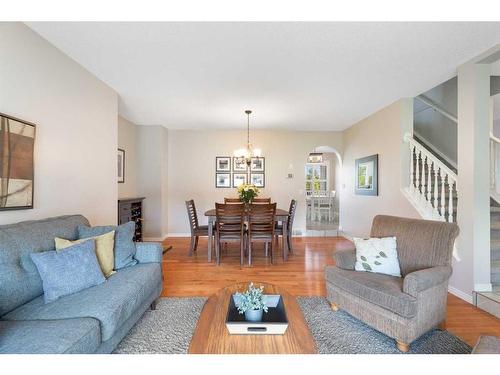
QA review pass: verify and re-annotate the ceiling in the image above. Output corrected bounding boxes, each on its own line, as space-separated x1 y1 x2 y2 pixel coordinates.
27 22 500 131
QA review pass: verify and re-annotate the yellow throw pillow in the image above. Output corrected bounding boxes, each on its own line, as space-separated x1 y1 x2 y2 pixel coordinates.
55 231 116 278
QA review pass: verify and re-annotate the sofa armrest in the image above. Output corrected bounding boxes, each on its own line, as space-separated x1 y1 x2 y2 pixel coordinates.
134 242 163 264
403 265 452 297
333 249 356 270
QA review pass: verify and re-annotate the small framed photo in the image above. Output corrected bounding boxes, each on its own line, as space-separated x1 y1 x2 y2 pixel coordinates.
250 173 265 188
233 157 247 172
215 173 231 188
251 157 265 172
233 173 247 188
118 148 125 183
216 156 231 172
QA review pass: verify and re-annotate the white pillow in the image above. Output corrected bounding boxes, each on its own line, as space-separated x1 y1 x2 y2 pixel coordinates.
353 237 401 277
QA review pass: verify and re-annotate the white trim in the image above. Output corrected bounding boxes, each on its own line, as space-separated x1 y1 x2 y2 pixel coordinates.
475 283 493 292
491 189 500 205
165 233 191 237
143 234 168 242
413 130 458 170
448 286 473 304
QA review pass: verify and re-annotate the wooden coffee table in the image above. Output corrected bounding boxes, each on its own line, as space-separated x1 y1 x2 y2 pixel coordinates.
188 282 317 354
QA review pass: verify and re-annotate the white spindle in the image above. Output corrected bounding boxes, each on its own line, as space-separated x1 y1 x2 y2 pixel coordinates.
416 150 421 196
448 178 454 223
409 145 415 192
427 157 432 203
433 162 438 210
440 169 445 218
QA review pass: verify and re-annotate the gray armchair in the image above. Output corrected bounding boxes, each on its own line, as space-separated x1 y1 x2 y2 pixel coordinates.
325 215 459 352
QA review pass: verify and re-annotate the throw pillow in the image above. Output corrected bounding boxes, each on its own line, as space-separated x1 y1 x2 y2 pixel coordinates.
353 236 401 277
78 221 137 269
55 230 116 278
30 239 106 303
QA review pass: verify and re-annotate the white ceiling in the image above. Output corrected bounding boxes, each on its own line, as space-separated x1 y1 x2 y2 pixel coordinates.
27 22 500 131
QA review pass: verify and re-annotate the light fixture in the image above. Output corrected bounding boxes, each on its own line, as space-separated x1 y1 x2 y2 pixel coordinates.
234 110 262 166
308 152 323 163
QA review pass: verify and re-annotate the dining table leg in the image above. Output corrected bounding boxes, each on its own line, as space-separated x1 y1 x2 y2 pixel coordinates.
208 216 214 263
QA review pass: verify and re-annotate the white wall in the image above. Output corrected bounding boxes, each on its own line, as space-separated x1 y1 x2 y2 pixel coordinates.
0 23 118 226
118 116 138 198
167 129 342 235
341 100 420 238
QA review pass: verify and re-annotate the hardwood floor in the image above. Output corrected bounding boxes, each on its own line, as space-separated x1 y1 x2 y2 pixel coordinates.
161 236 500 347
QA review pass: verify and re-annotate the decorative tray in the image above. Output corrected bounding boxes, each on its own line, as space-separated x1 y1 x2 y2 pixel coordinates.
225 294 289 335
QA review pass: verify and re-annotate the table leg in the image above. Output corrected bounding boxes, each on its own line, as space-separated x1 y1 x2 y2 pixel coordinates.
208 217 213 263
282 217 288 261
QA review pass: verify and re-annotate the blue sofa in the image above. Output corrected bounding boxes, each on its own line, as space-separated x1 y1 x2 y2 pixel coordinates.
0 215 163 354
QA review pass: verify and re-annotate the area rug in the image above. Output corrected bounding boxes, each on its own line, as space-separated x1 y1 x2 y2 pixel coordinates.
114 296 472 354
297 297 472 354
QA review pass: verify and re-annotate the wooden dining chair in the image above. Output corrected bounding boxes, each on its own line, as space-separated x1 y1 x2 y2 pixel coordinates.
275 199 297 255
247 203 277 266
224 198 242 204
252 198 271 204
185 199 212 256
215 203 246 266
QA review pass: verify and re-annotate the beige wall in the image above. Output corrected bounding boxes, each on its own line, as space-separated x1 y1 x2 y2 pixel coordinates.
340 100 419 237
118 116 138 198
167 129 342 235
0 23 118 226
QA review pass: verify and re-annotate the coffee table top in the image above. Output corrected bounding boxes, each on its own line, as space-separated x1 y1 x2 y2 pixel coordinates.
188 282 317 354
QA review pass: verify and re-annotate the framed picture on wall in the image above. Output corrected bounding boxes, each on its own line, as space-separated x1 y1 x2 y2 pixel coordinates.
233 157 247 172
233 173 247 188
250 173 265 188
216 156 231 172
118 148 125 183
250 157 265 172
0 112 35 210
355 154 378 196
215 173 231 188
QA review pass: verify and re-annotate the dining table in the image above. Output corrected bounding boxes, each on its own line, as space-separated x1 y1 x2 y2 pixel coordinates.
204 208 290 263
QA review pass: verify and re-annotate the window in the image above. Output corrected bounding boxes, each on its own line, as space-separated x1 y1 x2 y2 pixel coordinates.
305 162 329 193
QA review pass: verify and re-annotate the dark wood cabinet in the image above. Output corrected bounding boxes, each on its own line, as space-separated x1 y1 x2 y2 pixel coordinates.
118 197 145 242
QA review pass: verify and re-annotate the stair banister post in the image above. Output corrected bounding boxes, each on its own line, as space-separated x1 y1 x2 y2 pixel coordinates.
434 161 438 215
448 177 454 223
440 169 446 221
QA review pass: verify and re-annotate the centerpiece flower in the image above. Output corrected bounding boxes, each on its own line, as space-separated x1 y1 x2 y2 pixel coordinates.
237 183 260 204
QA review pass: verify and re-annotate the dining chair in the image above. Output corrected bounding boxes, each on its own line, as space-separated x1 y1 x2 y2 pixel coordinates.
224 198 242 204
275 199 297 254
316 195 333 221
252 198 271 204
215 203 246 266
247 203 277 266
185 199 212 256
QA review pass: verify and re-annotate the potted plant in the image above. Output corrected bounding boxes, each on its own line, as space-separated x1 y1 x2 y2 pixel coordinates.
235 282 268 322
237 183 260 204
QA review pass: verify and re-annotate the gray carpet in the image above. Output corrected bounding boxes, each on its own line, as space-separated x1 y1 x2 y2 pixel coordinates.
114 296 472 354
297 297 472 354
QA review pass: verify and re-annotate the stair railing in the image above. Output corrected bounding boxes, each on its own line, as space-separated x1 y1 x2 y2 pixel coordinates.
404 133 458 222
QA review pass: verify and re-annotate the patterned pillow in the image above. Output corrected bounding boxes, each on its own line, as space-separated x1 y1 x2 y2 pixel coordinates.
353 237 401 277
30 239 105 303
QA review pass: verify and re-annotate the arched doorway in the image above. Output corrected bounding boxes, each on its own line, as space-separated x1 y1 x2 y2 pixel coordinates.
305 146 342 236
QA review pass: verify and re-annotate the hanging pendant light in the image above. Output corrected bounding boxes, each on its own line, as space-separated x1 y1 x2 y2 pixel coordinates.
234 110 262 166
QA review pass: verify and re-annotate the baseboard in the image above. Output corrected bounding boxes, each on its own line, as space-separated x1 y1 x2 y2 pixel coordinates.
474 283 493 292
448 286 473 304
143 234 168 242
166 233 190 237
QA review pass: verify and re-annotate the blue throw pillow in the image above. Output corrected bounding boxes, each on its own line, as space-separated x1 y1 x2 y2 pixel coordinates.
30 239 105 303
77 221 137 269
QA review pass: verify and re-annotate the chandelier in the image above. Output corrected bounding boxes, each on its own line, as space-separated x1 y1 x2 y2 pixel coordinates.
233 110 262 166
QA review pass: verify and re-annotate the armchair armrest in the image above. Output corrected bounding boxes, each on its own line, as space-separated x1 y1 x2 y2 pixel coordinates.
333 249 356 270
134 242 163 264
403 266 452 297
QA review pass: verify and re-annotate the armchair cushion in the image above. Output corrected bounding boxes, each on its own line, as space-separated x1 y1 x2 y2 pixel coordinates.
325 266 417 318
134 242 164 264
403 265 452 297
333 249 356 270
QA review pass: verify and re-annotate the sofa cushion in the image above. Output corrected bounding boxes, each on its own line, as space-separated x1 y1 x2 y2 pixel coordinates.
3 263 161 341
0 318 100 354
325 266 417 318
0 215 90 316
78 222 137 270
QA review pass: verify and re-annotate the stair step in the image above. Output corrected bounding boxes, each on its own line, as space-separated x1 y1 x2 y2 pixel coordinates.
492 248 500 261
491 240 500 252
492 261 500 284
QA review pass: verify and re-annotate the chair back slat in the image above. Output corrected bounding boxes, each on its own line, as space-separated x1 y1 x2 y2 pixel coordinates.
215 203 245 237
287 199 298 231
252 198 271 204
248 203 276 237
185 199 199 232
224 198 242 204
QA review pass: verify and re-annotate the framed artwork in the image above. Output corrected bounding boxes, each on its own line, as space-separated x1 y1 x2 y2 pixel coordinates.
118 148 125 183
215 173 231 188
0 113 35 210
233 157 247 172
355 154 378 196
216 156 231 172
233 173 247 188
250 173 265 188
250 157 265 172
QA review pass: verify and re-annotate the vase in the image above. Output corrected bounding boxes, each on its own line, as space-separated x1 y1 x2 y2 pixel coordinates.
244 308 263 322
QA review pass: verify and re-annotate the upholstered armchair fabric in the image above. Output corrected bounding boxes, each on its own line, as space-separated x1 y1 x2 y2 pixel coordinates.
325 215 459 351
